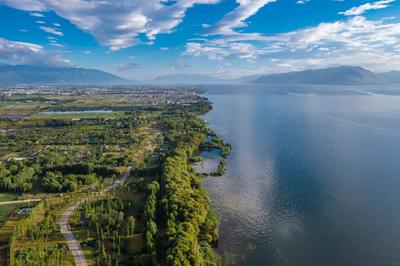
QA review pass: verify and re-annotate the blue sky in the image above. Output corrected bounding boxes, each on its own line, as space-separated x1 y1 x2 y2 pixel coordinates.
0 0 399 80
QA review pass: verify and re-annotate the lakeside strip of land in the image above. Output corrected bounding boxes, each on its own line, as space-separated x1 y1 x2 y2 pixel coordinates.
0 86 230 265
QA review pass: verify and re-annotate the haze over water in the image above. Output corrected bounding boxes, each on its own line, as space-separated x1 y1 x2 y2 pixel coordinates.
203 85 400 266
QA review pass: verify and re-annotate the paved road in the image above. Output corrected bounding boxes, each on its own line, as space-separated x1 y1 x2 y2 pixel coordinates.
0 199 41 206
60 203 87 266
60 166 131 266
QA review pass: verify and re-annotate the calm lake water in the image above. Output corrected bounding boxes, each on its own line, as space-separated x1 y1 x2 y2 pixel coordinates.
39 110 112 115
203 84 400 266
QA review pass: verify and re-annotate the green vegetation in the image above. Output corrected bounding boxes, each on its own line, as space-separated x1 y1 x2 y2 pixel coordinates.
203 133 231 176
142 181 159 264
14 244 69 266
0 86 228 265
82 198 135 265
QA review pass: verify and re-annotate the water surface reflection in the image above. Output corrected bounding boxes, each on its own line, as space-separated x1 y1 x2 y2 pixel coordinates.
203 87 400 266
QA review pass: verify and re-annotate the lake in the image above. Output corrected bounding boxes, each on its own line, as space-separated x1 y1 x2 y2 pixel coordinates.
39 110 112 115
203 84 400 266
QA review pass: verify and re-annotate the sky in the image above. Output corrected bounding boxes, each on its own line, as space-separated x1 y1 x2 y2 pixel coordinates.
0 0 399 80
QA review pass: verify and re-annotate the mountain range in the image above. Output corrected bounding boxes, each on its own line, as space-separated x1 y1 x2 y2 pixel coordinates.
151 73 230 84
0 65 130 85
0 65 399 85
253 66 393 85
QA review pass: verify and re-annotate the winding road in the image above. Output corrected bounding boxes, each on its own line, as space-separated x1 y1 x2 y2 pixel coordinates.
60 167 131 266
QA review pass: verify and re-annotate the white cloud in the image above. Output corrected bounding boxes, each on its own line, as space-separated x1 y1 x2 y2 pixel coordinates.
267 16 400 52
11 1 46 10
169 60 190 70
0 0 221 51
48 38 63 47
39 26 63 36
207 0 276 35
184 42 230 60
381 16 396 21
53 22 61 27
339 0 395 16
297 0 310 4
116 62 141 71
184 41 266 61
0 37 70 66
160 47 169 51
191 0 277 62
29 12 44 17
36 20 45 24
49 42 63 47
184 16 400 72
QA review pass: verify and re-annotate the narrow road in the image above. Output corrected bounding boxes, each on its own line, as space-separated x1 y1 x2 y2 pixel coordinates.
60 167 131 266
0 199 41 206
60 203 87 266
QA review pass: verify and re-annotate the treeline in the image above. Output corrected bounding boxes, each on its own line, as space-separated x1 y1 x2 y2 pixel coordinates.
8 200 71 266
0 157 118 193
1 125 137 146
0 114 144 155
203 132 231 158
140 181 160 264
162 142 218 265
8 201 68 266
156 112 219 266
82 198 136 266
0 112 139 193
203 132 231 176
42 163 117 192
14 244 69 266
0 161 36 192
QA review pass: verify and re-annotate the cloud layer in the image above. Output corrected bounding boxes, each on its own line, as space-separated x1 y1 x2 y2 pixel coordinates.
0 37 70 66
185 16 400 71
0 0 221 51
0 0 398 76
339 0 395 16
207 0 276 35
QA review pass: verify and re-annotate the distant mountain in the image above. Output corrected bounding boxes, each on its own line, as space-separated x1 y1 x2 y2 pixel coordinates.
151 74 231 84
0 65 130 85
234 74 264 83
253 66 388 85
379 71 400 84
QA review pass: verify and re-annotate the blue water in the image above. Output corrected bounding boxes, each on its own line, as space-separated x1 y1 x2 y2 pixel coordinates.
203 85 400 266
201 149 222 159
40 110 112 115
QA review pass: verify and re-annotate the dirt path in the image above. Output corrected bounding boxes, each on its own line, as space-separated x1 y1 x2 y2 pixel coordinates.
60 167 131 266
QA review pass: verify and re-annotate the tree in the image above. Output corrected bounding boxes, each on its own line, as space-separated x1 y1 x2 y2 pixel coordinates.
127 216 135 236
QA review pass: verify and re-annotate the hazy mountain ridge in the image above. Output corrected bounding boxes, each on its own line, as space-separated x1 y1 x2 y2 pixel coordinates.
151 73 231 84
153 67 400 85
1 65 399 85
379 71 400 84
253 66 399 85
0 65 130 85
